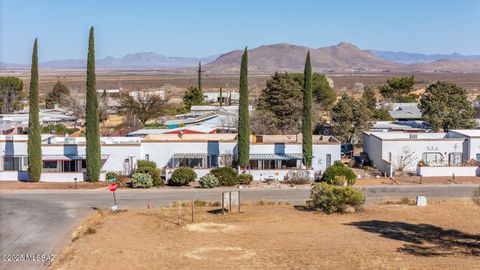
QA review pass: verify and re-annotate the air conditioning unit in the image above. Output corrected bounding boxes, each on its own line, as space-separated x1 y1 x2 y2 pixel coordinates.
65 137 76 144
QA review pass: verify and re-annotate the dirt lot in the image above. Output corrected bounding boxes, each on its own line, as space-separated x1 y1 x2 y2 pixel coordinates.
2 69 479 97
354 176 480 186
0 181 108 190
52 200 480 270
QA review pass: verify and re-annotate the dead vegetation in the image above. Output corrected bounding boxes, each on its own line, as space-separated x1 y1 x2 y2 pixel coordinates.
53 200 480 270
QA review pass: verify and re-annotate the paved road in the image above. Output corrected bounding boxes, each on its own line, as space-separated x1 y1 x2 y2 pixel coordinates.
0 184 478 270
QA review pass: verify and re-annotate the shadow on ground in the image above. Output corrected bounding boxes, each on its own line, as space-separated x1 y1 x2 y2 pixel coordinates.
346 220 480 256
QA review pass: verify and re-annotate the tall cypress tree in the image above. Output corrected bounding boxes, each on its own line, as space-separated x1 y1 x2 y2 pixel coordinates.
197 61 202 91
302 52 313 168
85 27 101 182
237 48 250 166
219 87 223 107
27 39 42 182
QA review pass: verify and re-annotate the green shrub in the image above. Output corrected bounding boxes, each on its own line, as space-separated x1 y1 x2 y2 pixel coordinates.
137 160 157 169
307 182 365 214
334 175 347 186
210 167 238 186
237 174 253 185
198 173 219 188
41 124 79 135
136 167 163 187
131 173 153 188
169 167 197 186
106 171 119 181
321 161 356 185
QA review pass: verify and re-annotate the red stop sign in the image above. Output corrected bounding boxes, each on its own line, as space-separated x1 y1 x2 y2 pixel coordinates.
108 182 118 192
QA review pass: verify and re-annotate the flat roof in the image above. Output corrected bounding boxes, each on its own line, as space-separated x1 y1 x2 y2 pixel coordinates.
366 132 450 140
143 133 237 142
449 129 480 138
142 134 340 144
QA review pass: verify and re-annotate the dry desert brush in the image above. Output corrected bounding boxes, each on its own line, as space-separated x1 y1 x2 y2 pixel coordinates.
307 182 365 214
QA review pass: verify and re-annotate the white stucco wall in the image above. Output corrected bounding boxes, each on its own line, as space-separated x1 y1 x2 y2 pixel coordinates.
381 139 464 172
0 171 106 182
312 144 341 172
467 138 480 160
0 135 341 182
246 169 315 181
417 166 479 177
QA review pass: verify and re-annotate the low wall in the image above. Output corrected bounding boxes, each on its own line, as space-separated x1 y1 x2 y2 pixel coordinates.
416 166 479 177
246 169 315 181
0 171 106 182
164 168 315 181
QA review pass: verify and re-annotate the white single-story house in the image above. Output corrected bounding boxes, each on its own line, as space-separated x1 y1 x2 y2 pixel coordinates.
363 130 480 177
0 133 340 182
0 109 78 134
203 91 240 104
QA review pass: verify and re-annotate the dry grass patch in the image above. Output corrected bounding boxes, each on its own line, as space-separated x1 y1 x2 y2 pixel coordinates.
0 181 108 190
53 200 480 270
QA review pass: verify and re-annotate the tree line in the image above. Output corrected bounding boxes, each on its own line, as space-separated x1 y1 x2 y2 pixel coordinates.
22 27 102 182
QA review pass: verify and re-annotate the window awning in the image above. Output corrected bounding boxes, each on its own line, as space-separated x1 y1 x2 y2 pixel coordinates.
172 153 208 159
249 153 303 160
42 154 109 161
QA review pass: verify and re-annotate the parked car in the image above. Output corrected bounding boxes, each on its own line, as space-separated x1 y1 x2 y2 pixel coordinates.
341 143 354 158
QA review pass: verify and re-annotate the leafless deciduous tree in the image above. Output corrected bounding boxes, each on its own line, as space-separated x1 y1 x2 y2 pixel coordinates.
63 91 108 123
217 114 237 133
392 146 416 176
118 92 169 126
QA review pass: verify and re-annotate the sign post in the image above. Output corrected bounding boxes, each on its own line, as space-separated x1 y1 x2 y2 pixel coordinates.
108 181 118 212
221 191 240 214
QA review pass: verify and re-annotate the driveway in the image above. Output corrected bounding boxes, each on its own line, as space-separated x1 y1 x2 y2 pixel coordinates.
0 184 478 270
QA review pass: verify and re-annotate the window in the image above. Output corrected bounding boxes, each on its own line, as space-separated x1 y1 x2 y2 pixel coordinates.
449 153 462 166
3 157 21 171
208 155 218 168
281 159 298 169
262 160 276 169
422 152 443 165
326 154 332 167
249 160 260 169
145 154 150 161
43 161 58 169
176 158 205 168
62 161 78 172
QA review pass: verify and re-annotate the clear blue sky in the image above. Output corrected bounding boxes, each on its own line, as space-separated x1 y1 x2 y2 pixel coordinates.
1 0 479 64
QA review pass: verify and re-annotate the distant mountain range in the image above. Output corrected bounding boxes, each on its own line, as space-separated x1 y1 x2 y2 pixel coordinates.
205 42 400 73
1 42 479 73
205 43 480 73
369 50 480 64
0 53 219 69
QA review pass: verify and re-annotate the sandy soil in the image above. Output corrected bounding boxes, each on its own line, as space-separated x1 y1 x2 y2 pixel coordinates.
355 176 480 186
52 200 480 270
0 181 108 190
